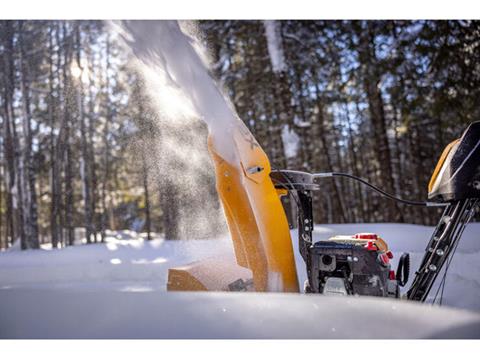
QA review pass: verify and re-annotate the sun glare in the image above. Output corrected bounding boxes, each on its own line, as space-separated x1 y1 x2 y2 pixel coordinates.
139 62 197 120
70 63 82 78
70 60 90 83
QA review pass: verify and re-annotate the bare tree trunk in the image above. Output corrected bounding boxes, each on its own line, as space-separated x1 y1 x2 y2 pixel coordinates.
86 28 98 243
48 23 60 248
161 180 179 240
263 20 290 169
142 152 152 240
61 21 74 246
312 74 348 223
344 108 367 222
356 21 401 222
100 35 112 242
1 21 25 248
75 23 93 245
0 137 3 249
18 21 39 249
54 21 66 247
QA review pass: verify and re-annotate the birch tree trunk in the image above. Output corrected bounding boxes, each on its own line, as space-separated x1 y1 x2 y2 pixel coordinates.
100 35 112 242
75 23 93 244
48 23 61 248
263 20 290 169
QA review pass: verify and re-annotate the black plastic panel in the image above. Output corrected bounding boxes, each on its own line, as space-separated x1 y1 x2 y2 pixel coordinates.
429 121 480 201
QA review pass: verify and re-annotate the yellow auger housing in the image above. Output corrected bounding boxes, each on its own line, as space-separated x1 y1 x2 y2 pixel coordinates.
167 121 299 292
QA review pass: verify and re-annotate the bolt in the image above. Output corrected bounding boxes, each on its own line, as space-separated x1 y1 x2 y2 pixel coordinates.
473 180 480 190
429 264 437 272
247 166 263 174
436 249 444 256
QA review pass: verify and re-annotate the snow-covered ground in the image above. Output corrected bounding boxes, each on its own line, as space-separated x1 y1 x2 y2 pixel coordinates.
0 223 479 338
0 229 233 293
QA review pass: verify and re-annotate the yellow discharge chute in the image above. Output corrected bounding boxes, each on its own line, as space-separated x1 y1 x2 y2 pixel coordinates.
167 121 299 292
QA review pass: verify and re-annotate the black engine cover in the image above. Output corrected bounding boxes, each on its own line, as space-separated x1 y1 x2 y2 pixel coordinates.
309 241 393 297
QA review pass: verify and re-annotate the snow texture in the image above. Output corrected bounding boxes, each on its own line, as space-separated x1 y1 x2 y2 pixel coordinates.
1 223 480 338
1 289 479 339
114 21 242 165
263 20 287 74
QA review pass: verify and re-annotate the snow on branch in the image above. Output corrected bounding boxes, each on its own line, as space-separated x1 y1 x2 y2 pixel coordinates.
263 20 286 74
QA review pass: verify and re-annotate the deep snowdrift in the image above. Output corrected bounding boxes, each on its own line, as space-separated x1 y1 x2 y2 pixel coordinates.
0 223 479 338
1 289 479 339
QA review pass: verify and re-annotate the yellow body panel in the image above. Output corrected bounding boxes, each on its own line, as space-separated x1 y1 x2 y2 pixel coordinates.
167 257 252 291
208 122 299 292
208 148 269 290
375 237 388 252
167 121 299 292
428 139 460 193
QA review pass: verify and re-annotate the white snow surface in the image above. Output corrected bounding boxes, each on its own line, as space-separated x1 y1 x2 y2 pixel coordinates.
1 223 480 338
0 230 233 292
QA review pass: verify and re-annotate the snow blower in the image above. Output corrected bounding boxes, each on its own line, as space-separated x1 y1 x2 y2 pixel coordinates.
167 121 480 303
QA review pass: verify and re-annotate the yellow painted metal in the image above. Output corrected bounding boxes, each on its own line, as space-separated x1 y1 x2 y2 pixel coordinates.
208 122 299 292
166 120 299 293
375 237 389 252
167 256 253 291
276 188 289 197
208 147 269 290
428 139 460 193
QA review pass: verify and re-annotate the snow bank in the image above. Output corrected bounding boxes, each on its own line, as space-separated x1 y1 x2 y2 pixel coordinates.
1 223 479 338
1 289 479 339
1 224 479 311
0 230 234 291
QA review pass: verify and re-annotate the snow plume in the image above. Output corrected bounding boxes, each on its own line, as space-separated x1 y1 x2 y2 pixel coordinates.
111 20 242 239
263 20 287 73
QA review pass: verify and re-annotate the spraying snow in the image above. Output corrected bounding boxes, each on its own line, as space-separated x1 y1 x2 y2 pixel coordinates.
116 20 240 163
110 20 249 239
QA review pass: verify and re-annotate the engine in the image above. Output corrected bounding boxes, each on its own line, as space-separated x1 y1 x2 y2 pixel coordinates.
306 233 400 297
